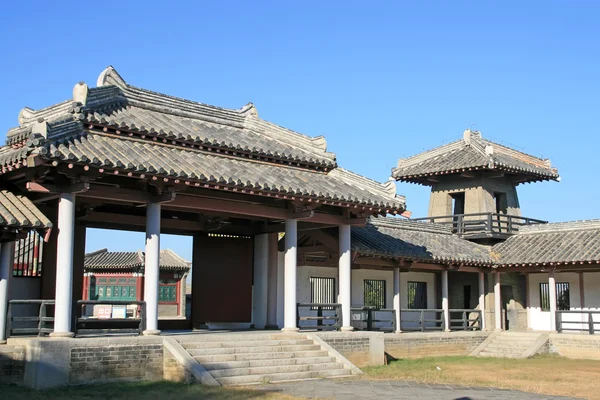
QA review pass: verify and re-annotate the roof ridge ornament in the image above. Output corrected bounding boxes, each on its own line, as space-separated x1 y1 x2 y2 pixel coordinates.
311 136 327 151
239 102 259 117
463 128 482 146
97 66 127 88
73 82 89 106
31 118 49 139
18 107 35 126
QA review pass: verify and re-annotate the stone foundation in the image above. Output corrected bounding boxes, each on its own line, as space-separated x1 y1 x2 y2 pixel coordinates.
0 345 25 384
385 331 490 359
315 331 384 367
548 333 600 359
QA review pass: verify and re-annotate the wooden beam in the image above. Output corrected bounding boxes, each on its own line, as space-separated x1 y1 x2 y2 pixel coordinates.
461 172 476 178
77 184 365 225
298 245 331 254
27 181 90 194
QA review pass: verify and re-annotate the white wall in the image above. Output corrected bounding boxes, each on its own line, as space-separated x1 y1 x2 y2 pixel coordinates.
527 272 590 331
296 265 436 329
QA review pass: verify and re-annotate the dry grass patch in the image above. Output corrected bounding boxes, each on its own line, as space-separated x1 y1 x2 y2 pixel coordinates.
0 381 300 400
363 354 600 399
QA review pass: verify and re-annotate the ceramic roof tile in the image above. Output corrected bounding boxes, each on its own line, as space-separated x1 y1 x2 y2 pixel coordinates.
84 248 190 271
492 220 600 265
0 190 52 230
350 217 493 265
44 132 404 210
393 130 559 185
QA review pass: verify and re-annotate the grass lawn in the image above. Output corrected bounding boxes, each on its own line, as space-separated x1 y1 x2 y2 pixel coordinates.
363 354 600 399
0 381 299 400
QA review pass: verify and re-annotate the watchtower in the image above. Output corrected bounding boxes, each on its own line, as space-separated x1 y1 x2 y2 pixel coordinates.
392 129 559 242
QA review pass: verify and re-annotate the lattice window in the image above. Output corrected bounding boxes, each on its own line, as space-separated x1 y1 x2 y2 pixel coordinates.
12 231 44 277
310 277 336 308
159 284 177 302
540 282 570 311
364 279 386 309
407 281 427 309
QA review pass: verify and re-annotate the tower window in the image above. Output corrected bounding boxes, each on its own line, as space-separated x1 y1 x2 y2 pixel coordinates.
450 192 465 215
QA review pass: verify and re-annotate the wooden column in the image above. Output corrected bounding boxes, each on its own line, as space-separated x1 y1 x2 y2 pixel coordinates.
579 272 585 309
71 223 86 330
549 269 557 332
393 267 402 333
442 270 450 332
143 202 161 335
339 224 353 331
51 193 76 337
494 271 502 331
282 219 298 332
266 233 279 329
252 233 269 329
478 271 486 331
0 242 13 343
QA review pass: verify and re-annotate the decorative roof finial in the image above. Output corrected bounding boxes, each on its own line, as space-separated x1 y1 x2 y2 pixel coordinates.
73 81 89 105
97 66 127 88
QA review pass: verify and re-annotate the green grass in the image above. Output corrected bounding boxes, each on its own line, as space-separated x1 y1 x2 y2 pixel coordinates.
363 354 600 399
0 381 299 400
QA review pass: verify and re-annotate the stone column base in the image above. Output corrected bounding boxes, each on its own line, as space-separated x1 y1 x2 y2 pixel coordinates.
281 327 299 333
143 329 161 336
340 326 354 332
49 332 75 338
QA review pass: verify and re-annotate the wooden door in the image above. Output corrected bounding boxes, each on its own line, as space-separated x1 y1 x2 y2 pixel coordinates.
192 235 253 325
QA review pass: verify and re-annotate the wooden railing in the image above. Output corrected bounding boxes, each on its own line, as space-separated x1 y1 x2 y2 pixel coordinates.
75 300 146 336
412 213 546 236
350 307 396 332
297 303 341 331
449 309 482 331
556 311 600 334
400 309 445 331
6 299 55 337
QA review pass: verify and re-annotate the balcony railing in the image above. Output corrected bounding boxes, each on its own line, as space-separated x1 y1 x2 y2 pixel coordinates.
412 213 546 237
556 311 600 334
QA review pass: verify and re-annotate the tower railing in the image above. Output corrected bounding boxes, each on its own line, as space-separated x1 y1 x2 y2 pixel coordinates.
412 213 546 236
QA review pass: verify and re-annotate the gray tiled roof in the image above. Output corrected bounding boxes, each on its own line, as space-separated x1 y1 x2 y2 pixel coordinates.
351 217 494 265
84 248 190 271
492 220 600 265
44 133 402 209
392 130 559 185
0 190 52 230
0 66 404 212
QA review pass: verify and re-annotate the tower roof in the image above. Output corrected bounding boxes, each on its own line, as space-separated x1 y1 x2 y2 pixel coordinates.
392 129 559 185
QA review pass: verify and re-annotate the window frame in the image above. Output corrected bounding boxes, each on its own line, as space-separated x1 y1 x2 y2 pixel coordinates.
407 281 428 309
363 279 386 309
540 282 570 312
309 277 336 309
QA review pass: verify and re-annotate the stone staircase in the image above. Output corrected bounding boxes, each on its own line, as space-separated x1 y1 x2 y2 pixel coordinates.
179 332 355 385
473 332 548 359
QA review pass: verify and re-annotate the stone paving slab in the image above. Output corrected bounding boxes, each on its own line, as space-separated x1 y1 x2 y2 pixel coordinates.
255 379 579 400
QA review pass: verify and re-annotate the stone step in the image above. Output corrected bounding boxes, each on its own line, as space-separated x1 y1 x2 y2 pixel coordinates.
0 345 15 354
478 351 523 358
178 333 306 343
489 342 536 348
486 344 530 350
183 339 314 350
202 356 336 370
209 362 344 378
189 344 320 356
195 350 329 363
216 368 349 386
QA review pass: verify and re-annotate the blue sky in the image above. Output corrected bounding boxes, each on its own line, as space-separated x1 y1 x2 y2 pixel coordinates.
1 1 598 261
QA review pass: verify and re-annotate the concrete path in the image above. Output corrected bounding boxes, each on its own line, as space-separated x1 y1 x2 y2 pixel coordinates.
255 379 578 399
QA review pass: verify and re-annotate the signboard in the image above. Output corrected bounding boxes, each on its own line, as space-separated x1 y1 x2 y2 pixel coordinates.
93 305 112 319
112 305 127 319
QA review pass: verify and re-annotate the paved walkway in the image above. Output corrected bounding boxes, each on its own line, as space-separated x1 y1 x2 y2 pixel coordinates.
255 379 578 399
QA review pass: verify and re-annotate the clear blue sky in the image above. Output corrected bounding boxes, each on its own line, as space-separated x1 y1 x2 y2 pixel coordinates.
1 1 598 262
